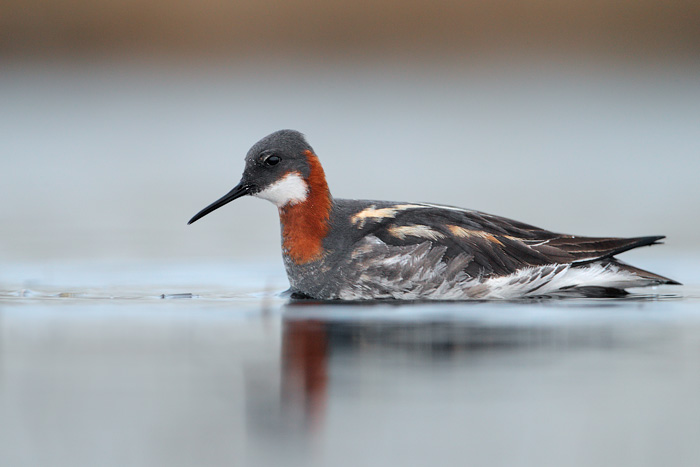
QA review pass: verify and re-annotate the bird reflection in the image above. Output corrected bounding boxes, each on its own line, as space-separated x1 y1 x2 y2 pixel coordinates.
281 319 328 431
278 300 634 432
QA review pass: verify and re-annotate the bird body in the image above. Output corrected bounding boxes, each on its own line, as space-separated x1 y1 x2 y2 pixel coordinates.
188 130 678 300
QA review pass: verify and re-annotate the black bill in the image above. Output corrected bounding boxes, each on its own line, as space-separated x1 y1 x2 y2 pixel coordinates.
187 182 253 225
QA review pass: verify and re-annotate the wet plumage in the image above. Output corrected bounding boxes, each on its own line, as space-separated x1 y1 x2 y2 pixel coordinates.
188 130 679 300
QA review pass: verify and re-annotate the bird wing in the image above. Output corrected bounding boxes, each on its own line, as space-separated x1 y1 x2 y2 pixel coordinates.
348 201 663 279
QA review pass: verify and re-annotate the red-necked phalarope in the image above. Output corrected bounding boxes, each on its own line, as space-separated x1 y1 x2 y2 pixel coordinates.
188 130 679 300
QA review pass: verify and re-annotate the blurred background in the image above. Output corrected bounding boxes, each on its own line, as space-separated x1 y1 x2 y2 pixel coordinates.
1 0 699 268
2 3 700 467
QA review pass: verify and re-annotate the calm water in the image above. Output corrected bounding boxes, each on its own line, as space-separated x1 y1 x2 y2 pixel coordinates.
1 257 700 467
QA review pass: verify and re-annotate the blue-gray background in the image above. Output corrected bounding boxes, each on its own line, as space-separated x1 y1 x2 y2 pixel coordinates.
2 60 699 267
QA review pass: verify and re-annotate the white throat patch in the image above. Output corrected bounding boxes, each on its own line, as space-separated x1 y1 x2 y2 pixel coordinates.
254 172 309 207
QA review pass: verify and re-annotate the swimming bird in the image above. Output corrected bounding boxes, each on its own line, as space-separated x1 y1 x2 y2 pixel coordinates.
188 130 678 300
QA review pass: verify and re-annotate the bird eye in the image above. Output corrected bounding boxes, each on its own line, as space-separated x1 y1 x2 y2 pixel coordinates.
264 155 281 166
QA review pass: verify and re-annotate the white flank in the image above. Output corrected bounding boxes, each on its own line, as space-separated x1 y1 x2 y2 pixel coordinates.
338 235 656 300
478 263 644 300
254 172 309 207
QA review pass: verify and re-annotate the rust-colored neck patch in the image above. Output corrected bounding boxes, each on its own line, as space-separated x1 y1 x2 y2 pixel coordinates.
279 150 332 264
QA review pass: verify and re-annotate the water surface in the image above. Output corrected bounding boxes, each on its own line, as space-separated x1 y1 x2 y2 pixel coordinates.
1 258 699 467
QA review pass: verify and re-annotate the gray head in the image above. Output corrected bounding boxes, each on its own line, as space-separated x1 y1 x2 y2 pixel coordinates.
188 130 320 224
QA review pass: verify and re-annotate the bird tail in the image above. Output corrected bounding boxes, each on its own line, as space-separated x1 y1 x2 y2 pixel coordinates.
540 258 680 299
605 259 681 286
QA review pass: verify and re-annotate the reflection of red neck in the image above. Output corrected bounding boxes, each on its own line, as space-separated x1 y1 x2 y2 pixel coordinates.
282 319 328 430
279 150 332 264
